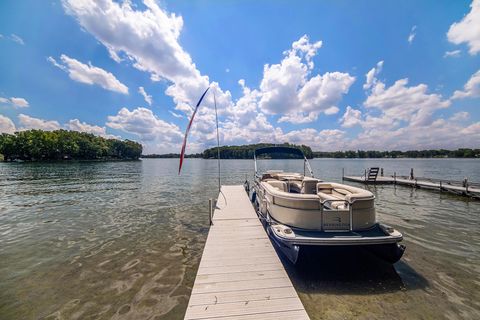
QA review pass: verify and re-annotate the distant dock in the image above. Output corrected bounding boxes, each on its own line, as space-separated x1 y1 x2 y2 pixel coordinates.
343 173 480 199
184 185 309 320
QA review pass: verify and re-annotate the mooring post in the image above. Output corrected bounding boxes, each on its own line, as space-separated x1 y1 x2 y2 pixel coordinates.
410 168 414 180
394 172 396 184
342 167 344 179
364 169 367 182
464 177 469 194
439 180 442 192
381 168 384 177
208 198 213 225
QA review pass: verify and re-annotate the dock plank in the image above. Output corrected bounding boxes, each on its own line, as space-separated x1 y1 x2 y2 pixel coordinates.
184 185 309 320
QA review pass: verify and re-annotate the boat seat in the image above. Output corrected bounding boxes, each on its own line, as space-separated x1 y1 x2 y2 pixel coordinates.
266 180 288 192
301 177 320 194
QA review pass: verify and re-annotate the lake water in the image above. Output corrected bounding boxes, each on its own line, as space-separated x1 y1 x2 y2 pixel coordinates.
0 158 479 319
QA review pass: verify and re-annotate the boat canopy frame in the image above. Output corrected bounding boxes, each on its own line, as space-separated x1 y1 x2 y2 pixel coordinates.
254 146 314 178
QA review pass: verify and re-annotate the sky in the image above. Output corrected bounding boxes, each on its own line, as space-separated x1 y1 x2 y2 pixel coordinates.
0 0 479 153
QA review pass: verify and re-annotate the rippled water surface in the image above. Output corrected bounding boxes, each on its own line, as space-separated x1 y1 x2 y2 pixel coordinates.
0 159 479 319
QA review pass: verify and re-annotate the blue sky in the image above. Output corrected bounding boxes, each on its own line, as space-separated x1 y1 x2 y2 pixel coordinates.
0 0 479 153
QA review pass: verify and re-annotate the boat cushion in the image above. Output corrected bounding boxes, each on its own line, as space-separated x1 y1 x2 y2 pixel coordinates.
266 180 287 192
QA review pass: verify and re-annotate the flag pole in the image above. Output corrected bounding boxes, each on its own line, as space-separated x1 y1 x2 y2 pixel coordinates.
214 92 221 193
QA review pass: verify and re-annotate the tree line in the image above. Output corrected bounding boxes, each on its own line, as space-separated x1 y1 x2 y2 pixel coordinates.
0 130 142 161
143 143 314 159
313 149 480 158
142 146 480 159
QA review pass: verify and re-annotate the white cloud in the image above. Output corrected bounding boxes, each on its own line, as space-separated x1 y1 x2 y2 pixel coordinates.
48 55 129 94
333 61 480 151
364 66 450 127
0 96 29 108
138 86 152 106
281 128 348 151
0 115 16 134
10 97 29 107
259 35 354 123
225 68 230 73
444 50 461 58
363 60 384 90
10 115 116 137
66 119 116 138
340 106 363 128
222 113 283 145
18 114 62 131
450 111 470 122
106 107 183 153
169 110 183 118
452 69 480 99
351 119 480 151
447 0 480 55
408 25 417 44
10 34 25 45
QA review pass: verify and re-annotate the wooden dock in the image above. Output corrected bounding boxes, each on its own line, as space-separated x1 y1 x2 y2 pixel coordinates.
343 175 480 198
184 185 309 320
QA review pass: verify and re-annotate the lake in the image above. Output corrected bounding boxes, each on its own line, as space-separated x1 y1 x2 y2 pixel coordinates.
0 158 479 319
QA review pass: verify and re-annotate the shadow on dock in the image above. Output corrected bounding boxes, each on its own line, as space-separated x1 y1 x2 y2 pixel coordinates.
279 246 428 295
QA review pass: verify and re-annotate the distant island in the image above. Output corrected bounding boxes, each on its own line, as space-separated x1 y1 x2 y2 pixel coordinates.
143 144 480 159
0 130 142 161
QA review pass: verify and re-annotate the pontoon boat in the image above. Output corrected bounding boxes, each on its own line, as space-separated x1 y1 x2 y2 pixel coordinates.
249 146 405 264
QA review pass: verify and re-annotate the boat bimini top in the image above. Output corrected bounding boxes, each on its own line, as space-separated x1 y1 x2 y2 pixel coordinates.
254 146 314 178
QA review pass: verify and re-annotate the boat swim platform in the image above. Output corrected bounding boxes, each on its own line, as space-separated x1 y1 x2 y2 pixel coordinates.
184 185 310 320
343 175 480 199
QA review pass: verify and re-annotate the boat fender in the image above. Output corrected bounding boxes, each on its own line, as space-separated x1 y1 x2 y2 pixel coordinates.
251 191 256 203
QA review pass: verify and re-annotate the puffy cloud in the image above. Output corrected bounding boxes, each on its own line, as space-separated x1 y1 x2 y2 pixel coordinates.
340 106 363 128
138 87 152 106
324 106 339 115
222 113 283 145
364 76 450 127
444 50 461 58
363 60 383 90
65 119 116 138
259 35 354 123
352 119 480 150
18 114 62 131
10 34 24 45
48 55 129 94
408 25 417 44
0 115 16 134
447 0 480 55
450 111 470 122
452 69 480 99
106 107 183 153
0 96 29 108
281 128 348 151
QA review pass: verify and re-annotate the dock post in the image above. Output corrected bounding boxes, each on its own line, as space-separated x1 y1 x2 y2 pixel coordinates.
410 168 414 180
439 181 442 192
208 198 213 225
364 169 367 182
381 168 384 177
342 168 344 179
394 172 396 184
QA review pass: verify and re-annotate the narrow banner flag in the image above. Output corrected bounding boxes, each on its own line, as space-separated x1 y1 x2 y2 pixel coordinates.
178 87 210 174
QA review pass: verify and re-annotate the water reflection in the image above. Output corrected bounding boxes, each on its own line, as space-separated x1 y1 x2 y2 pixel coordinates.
281 246 428 295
